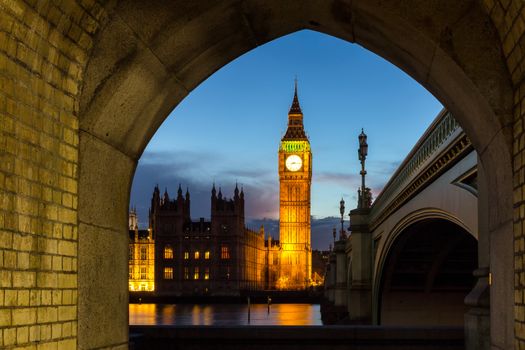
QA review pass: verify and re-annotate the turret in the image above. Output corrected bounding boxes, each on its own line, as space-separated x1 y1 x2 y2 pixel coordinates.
184 187 191 215
211 183 217 210
234 182 239 200
211 185 247 238
177 184 183 200
151 185 161 211
163 187 169 204
129 207 138 230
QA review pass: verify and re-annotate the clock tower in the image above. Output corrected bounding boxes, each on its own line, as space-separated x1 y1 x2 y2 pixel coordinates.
278 82 312 290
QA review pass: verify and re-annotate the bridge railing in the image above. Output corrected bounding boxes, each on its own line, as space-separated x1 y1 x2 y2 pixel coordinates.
368 110 466 228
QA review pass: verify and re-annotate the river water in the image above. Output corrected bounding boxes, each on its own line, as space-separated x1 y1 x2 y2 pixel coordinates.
129 303 322 326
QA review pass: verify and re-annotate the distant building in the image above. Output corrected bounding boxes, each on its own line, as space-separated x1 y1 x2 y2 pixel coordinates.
128 209 155 292
150 184 267 296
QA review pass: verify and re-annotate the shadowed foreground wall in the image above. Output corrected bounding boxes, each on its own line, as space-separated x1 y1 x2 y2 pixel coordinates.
0 1 105 348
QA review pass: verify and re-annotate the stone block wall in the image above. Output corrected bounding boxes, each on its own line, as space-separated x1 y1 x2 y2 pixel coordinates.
0 1 103 348
482 0 525 347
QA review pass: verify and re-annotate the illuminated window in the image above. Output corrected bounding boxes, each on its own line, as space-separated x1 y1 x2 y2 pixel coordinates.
194 267 199 280
184 267 189 280
164 267 173 279
221 245 230 259
204 267 210 280
204 251 210 260
184 251 189 260
164 245 173 259
129 267 133 279
194 251 200 260
140 267 146 280
129 246 133 260
140 247 147 260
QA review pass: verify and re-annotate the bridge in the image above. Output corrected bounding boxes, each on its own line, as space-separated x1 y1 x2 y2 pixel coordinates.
324 110 487 349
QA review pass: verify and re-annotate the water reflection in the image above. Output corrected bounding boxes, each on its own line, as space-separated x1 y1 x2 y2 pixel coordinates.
129 303 322 326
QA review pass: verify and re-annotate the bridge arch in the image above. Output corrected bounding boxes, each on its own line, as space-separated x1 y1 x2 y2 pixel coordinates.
373 209 477 325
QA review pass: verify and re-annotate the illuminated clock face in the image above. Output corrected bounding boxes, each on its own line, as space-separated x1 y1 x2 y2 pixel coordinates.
285 155 303 171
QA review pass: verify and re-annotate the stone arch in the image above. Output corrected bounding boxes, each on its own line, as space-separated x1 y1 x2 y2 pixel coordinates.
372 208 476 324
77 2 513 349
375 216 477 326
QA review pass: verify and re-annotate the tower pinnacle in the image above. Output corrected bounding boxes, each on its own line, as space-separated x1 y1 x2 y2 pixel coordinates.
288 78 302 115
282 80 307 140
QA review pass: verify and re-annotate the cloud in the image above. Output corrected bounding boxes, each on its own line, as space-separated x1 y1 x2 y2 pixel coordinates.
314 171 360 186
130 149 279 226
131 150 394 232
368 159 401 176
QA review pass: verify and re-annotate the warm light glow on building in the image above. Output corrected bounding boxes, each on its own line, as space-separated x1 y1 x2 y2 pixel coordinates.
276 276 289 290
184 251 189 260
194 251 200 260
277 85 312 290
128 211 155 292
164 267 173 279
194 267 200 280
221 245 230 259
164 245 173 259
205 251 210 260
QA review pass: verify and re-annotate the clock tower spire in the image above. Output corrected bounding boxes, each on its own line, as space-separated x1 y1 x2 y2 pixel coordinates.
277 81 312 290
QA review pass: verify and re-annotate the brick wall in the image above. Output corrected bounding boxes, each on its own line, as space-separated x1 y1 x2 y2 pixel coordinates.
482 0 525 347
0 1 102 348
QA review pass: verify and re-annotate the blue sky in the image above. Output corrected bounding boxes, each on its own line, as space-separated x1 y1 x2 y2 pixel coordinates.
130 30 443 232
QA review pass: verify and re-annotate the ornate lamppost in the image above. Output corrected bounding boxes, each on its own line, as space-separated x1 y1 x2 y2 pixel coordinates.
339 197 346 240
332 227 336 245
358 129 368 208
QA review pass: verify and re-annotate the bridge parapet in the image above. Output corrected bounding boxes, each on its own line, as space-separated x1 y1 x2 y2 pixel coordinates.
369 110 471 230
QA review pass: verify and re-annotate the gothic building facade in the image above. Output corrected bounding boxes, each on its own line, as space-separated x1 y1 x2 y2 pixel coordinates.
128 209 155 292
149 184 267 296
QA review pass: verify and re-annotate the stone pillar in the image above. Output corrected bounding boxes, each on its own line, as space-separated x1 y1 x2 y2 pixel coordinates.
334 240 348 306
327 253 336 303
347 208 373 324
464 156 490 350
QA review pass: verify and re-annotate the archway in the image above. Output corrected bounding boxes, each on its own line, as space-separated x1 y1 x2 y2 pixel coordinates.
378 218 477 326
78 2 513 349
